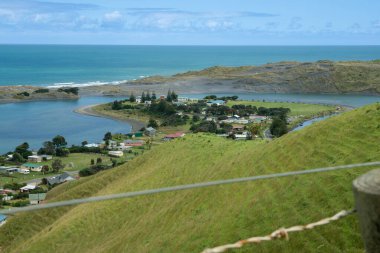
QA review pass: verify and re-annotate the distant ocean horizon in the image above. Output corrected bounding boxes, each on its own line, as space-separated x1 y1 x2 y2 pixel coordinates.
1 45 380 87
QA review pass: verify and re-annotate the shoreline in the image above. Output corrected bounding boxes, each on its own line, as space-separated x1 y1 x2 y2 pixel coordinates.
74 104 146 132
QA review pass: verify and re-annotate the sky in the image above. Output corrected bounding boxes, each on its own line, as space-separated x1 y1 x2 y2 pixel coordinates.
0 0 379 45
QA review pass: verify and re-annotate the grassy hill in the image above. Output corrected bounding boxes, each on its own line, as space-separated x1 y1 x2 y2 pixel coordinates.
0 103 379 253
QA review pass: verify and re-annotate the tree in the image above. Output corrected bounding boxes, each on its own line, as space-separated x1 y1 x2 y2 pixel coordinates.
38 141 56 155
141 92 146 103
129 93 136 102
192 115 200 122
41 165 50 175
146 91 151 101
56 147 70 157
247 123 262 137
270 117 288 137
147 118 159 128
96 157 102 164
52 159 65 172
151 92 157 100
52 135 67 148
103 132 112 141
171 91 178 101
166 89 172 102
91 159 95 165
15 142 32 159
81 141 88 147
11 152 25 163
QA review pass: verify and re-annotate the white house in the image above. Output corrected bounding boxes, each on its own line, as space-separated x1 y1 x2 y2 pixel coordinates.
21 163 43 172
84 143 99 148
177 97 189 103
136 97 142 103
108 151 124 157
28 155 42 163
20 184 37 193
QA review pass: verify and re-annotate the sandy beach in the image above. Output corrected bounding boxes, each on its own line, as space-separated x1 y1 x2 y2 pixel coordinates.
74 104 146 132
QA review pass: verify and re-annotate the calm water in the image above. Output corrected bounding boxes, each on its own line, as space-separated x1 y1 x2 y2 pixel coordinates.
1 45 380 153
1 45 380 86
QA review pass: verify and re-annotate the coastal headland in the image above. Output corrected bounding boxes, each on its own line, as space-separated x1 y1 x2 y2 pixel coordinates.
1 60 380 104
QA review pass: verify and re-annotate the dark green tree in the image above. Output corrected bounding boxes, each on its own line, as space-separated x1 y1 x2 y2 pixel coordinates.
15 142 32 159
11 152 25 163
270 117 288 137
147 118 159 128
129 93 136 102
52 135 67 148
151 92 157 100
141 92 146 103
52 159 65 172
103 132 112 141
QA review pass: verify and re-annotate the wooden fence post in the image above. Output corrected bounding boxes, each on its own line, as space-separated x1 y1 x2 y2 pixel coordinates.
353 169 380 253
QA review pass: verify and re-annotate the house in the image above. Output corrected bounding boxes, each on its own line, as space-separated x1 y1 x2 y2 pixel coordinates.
144 100 152 105
206 100 226 106
249 115 267 123
28 155 42 163
124 139 145 146
159 95 165 100
232 124 245 132
177 97 189 103
188 98 199 102
136 97 142 103
164 132 185 140
126 132 143 138
108 151 124 157
234 132 250 140
47 172 75 186
0 214 7 226
145 127 157 137
107 140 118 149
21 163 43 172
20 184 37 193
29 193 46 205
84 143 99 148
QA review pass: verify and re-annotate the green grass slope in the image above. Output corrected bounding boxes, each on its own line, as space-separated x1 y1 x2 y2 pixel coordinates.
1 104 380 253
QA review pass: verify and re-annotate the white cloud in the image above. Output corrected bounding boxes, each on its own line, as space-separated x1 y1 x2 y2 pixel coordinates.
104 11 123 22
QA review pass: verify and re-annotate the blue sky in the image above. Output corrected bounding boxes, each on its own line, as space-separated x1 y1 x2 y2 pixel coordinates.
0 0 379 45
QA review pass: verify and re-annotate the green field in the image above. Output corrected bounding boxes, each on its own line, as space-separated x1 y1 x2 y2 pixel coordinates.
226 100 337 116
0 103 379 253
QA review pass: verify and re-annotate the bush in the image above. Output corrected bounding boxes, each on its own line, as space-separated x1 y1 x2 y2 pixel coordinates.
34 88 49 93
11 200 29 207
58 87 79 95
17 92 30 97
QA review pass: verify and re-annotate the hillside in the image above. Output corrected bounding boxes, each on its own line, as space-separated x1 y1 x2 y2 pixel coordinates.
80 60 380 96
0 103 379 253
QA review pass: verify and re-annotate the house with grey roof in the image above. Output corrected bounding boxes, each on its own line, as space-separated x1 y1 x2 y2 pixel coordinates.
47 172 75 186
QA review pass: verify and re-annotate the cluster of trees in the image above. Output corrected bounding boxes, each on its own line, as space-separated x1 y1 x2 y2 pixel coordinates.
204 95 239 101
190 121 233 134
34 88 49 93
165 90 178 102
111 100 136 110
79 157 123 177
270 117 288 137
10 142 33 163
38 135 70 157
58 87 79 95
17 92 30 97
140 91 157 102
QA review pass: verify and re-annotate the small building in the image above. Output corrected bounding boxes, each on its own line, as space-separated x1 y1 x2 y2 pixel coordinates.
21 163 43 172
177 97 189 103
159 95 165 100
107 140 118 149
28 155 42 163
164 132 185 140
47 172 75 186
108 151 124 158
206 100 226 106
84 143 99 148
232 124 245 132
124 139 144 146
29 193 46 205
249 115 267 123
136 97 142 103
126 132 143 138
234 132 250 140
145 127 157 137
20 184 37 193
144 101 152 105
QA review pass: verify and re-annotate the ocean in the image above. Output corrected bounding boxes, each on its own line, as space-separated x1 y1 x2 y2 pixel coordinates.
1 45 380 87
1 45 380 153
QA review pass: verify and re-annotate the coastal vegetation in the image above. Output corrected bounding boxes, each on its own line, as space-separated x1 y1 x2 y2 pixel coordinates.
0 103 379 252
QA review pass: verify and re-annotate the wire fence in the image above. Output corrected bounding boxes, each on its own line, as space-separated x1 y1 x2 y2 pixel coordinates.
201 209 356 253
0 161 378 215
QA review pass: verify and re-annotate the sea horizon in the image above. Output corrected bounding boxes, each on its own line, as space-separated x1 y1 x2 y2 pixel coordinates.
1 45 380 87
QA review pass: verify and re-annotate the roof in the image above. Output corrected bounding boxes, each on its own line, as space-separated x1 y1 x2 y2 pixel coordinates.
29 193 47 201
22 163 42 168
47 172 74 185
207 100 225 104
165 132 185 138
0 214 6 222
232 124 245 128
20 184 37 191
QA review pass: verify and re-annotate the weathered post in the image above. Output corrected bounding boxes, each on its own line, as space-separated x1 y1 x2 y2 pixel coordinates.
353 169 380 253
